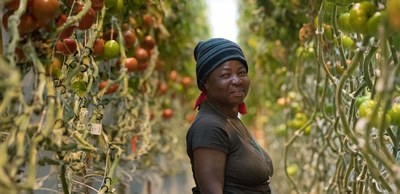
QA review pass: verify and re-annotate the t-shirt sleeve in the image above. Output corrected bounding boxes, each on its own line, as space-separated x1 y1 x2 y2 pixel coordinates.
190 121 230 154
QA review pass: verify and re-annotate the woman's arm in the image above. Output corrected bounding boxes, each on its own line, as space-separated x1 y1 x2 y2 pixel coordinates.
193 147 227 194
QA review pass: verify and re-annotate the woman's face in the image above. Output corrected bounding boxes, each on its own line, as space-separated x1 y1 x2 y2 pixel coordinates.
204 60 250 107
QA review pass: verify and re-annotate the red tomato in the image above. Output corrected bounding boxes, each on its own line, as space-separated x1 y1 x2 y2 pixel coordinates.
162 108 174 119
15 48 26 61
142 14 154 28
123 30 136 49
55 14 75 39
157 82 168 94
115 57 138 72
91 0 105 11
181 76 193 88
141 35 156 51
2 11 39 35
135 47 149 63
169 70 178 82
92 38 105 56
19 13 39 35
32 0 61 23
125 57 139 72
74 5 96 30
98 81 119 94
56 38 77 55
103 28 117 41
131 136 139 154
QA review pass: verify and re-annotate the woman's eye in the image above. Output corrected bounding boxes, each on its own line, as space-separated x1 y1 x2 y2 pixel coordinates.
239 71 247 76
221 73 230 78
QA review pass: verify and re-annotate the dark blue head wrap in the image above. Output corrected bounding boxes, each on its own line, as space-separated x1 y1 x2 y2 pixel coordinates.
194 38 248 91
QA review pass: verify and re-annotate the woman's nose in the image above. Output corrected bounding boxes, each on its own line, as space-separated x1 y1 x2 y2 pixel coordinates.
231 75 242 84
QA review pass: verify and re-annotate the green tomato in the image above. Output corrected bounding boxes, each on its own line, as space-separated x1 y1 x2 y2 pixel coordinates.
372 112 391 129
358 99 376 117
389 103 400 125
367 11 386 35
274 124 288 137
295 46 315 61
303 126 312 136
338 13 352 33
349 2 376 34
103 40 120 59
287 164 299 177
355 96 370 109
341 35 355 49
324 24 334 42
358 99 391 128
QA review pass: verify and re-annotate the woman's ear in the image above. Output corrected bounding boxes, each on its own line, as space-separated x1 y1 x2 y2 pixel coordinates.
203 82 209 90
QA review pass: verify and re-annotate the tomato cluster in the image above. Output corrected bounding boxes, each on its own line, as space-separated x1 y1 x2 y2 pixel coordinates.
3 0 60 36
355 96 400 128
2 0 162 95
337 1 386 35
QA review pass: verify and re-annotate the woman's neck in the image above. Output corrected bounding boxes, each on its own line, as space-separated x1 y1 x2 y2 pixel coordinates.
206 100 238 118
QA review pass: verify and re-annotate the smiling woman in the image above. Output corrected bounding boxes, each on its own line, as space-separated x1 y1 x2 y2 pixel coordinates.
206 0 239 42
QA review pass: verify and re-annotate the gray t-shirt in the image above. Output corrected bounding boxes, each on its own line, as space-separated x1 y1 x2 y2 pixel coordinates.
186 101 273 194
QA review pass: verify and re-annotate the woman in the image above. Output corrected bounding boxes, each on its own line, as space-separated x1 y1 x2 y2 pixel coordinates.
186 38 274 194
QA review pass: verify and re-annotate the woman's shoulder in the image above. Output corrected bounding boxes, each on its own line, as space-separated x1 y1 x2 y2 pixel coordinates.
192 111 227 128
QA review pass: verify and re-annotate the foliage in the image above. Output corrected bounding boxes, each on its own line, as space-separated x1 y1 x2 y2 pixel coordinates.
238 0 400 193
0 0 209 192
